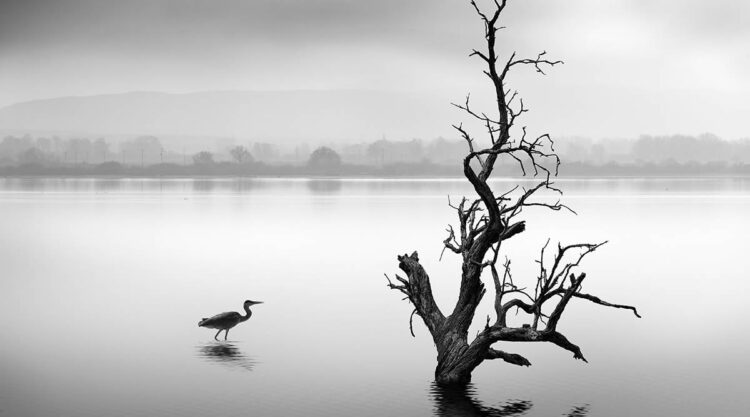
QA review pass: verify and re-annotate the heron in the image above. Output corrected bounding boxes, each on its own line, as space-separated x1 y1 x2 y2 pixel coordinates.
198 300 263 341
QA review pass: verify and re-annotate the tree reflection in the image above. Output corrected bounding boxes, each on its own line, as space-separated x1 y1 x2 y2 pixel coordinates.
566 404 590 417
196 342 255 371
430 383 589 417
192 179 216 192
306 179 343 194
430 383 531 417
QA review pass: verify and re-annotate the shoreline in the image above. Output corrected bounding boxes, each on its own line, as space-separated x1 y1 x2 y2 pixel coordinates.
3 174 750 180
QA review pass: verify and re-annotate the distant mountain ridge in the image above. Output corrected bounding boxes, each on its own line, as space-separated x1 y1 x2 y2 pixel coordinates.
0 90 456 142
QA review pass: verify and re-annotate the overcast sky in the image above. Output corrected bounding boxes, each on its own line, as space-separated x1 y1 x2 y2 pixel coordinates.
1 0 748 139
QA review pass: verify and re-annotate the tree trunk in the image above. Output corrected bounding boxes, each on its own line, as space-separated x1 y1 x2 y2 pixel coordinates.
434 333 487 386
436 355 475 386
435 342 472 385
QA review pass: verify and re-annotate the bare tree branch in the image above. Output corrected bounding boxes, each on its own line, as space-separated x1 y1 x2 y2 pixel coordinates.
573 293 642 318
486 348 532 366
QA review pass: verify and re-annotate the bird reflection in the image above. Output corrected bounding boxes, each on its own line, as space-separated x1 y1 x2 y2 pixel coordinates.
430 383 532 417
196 342 256 371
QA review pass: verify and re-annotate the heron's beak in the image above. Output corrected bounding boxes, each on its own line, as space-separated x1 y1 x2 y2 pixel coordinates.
253 301 264 305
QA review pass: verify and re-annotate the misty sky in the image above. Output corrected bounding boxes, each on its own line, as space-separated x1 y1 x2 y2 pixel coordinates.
1 0 748 139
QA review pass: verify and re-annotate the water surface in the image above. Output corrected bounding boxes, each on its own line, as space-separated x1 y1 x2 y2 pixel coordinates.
1 177 748 416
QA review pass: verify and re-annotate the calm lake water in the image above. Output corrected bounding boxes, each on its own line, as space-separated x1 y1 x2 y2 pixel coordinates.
1 177 748 417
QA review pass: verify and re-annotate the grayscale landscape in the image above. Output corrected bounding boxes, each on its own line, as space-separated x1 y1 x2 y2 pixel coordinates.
1 1 748 416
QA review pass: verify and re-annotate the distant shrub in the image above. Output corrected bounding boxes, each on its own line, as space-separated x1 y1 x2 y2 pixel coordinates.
93 161 124 174
307 147 341 172
229 146 254 164
193 151 215 165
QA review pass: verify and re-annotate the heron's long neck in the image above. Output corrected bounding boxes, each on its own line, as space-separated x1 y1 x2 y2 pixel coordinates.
240 306 253 322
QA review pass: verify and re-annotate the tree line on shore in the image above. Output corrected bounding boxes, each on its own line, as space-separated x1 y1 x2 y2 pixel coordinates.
2 133 750 177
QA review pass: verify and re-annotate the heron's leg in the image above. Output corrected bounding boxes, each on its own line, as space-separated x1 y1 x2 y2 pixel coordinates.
214 329 221 341
224 329 229 341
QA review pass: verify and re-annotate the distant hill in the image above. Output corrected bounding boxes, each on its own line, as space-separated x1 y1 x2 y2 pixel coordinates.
0 90 457 143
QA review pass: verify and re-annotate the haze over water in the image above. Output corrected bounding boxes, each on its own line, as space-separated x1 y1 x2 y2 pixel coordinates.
0 178 747 416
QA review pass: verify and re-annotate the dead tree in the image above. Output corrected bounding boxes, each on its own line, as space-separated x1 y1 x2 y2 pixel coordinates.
386 0 640 386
